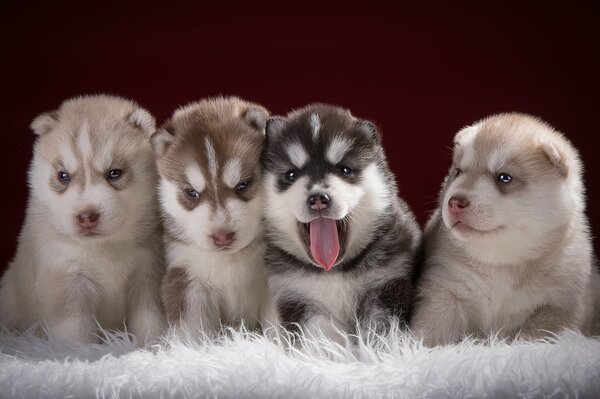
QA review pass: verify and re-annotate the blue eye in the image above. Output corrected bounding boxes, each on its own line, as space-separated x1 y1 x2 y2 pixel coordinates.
236 181 250 191
338 165 352 175
107 169 122 180
497 173 513 183
184 188 200 199
57 171 70 183
284 170 297 182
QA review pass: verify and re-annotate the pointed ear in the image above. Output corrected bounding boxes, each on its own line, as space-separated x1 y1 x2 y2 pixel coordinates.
242 106 269 134
30 111 59 136
265 116 285 143
540 140 569 177
128 107 156 135
355 119 380 143
151 127 174 157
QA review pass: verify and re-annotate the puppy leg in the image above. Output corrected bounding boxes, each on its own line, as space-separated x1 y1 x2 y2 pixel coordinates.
411 288 471 347
358 277 415 335
127 261 166 346
37 268 99 343
162 267 220 337
518 304 580 340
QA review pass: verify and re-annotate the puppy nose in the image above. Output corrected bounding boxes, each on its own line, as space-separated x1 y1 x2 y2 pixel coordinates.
448 196 470 214
76 212 100 228
308 193 331 210
211 231 236 247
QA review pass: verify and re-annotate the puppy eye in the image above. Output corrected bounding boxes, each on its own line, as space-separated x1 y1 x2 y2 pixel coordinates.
497 173 513 183
57 171 70 183
338 165 353 175
107 169 122 180
184 188 200 199
236 181 250 191
284 170 298 182
454 168 462 177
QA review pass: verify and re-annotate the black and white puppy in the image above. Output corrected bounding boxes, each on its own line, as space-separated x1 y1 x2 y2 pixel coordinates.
262 104 421 339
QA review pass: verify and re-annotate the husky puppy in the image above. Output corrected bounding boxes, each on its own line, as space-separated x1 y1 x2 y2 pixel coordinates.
412 113 600 346
153 97 269 335
262 104 421 339
0 95 165 344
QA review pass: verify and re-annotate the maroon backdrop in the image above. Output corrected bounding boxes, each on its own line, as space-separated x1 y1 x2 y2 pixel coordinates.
1 1 599 272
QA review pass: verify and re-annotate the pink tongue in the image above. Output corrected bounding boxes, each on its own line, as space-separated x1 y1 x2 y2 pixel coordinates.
309 217 340 271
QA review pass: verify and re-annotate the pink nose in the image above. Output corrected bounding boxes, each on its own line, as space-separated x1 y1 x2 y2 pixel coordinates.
77 212 100 229
211 231 235 247
448 196 470 214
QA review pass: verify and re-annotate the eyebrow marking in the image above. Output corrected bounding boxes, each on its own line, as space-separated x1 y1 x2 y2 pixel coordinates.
285 142 308 169
326 136 354 164
222 158 242 188
185 164 206 192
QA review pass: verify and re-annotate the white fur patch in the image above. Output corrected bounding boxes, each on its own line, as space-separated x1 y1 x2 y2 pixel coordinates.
310 113 321 141
285 143 308 169
204 137 218 195
185 165 206 193
455 126 478 169
76 122 92 160
326 137 354 165
223 158 242 188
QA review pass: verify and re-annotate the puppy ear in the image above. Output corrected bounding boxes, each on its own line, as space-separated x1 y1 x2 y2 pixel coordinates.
265 116 285 143
242 106 269 134
30 111 59 136
540 140 569 177
128 107 156 136
355 119 380 143
151 126 174 157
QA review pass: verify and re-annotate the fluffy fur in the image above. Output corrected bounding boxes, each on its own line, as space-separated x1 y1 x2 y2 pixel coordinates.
262 104 421 340
0 326 599 398
0 95 165 345
412 113 600 346
153 96 269 335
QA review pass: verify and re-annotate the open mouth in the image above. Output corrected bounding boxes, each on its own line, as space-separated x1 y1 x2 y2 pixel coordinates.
298 217 348 271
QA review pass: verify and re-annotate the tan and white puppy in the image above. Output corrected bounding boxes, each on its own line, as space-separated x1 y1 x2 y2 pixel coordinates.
0 95 165 344
412 113 600 346
153 97 268 336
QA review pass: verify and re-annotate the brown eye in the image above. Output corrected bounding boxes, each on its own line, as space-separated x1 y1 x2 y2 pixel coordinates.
338 165 353 175
57 171 70 183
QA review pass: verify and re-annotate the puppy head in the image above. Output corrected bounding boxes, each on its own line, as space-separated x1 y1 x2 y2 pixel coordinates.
263 104 393 271
153 97 268 253
29 94 158 241
441 113 583 264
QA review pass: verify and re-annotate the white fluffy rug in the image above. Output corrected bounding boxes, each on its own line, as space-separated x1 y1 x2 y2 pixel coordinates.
1 325 599 398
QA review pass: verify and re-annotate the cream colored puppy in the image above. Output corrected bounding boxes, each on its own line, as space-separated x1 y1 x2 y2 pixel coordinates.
412 113 599 346
0 95 165 344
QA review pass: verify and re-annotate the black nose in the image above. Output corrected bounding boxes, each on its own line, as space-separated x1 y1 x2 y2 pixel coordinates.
308 193 331 210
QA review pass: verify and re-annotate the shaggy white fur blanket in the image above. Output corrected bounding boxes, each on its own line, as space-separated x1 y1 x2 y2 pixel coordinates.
0 325 599 398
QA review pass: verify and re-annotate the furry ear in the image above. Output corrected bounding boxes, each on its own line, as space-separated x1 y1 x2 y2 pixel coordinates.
128 107 156 135
243 106 269 134
265 116 285 143
540 140 569 177
355 119 380 143
30 112 59 136
151 127 174 157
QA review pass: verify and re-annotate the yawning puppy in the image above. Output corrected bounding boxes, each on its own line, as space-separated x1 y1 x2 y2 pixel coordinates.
0 95 165 344
412 113 600 346
262 104 421 340
153 97 268 335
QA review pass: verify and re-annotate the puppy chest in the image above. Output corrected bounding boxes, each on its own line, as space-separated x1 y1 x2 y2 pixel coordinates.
476 276 541 332
277 273 360 322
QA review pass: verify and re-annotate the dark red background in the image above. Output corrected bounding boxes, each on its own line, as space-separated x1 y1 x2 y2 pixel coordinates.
1 1 599 272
